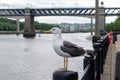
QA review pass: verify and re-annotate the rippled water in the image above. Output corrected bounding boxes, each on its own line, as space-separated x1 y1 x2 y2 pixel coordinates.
0 33 93 80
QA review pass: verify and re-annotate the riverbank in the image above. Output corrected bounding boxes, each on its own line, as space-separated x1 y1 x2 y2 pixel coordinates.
0 31 23 34
0 31 91 34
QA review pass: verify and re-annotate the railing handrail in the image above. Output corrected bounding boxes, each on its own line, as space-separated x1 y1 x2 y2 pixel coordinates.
101 33 110 40
81 64 91 80
81 33 111 80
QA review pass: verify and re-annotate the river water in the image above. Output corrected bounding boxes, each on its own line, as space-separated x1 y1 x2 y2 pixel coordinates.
0 33 93 80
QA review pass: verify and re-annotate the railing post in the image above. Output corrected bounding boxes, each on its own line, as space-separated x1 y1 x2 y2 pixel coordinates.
113 34 117 44
53 70 78 80
97 39 104 73
83 50 95 80
93 43 101 80
102 39 106 65
104 37 109 60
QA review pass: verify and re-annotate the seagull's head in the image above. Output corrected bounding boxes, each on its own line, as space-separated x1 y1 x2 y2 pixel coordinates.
51 27 62 34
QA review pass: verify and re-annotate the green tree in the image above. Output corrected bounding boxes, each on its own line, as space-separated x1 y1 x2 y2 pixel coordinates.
106 16 120 31
0 18 59 31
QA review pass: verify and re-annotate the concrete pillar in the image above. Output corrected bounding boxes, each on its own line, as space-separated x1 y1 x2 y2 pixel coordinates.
91 18 93 35
24 8 35 37
95 5 105 36
95 0 100 36
16 19 20 35
99 7 105 30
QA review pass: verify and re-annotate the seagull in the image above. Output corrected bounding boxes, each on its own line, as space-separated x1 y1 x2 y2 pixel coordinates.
50 27 86 71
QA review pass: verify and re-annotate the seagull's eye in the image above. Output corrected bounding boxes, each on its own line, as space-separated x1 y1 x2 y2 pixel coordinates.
52 29 55 31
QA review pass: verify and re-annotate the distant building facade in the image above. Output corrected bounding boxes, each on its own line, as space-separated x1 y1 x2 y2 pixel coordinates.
59 23 94 32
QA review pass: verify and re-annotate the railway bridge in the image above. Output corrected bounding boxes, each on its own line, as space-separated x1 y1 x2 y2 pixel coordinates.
0 7 120 37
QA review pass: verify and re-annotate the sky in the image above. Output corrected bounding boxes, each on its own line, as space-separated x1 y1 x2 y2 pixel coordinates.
0 0 119 23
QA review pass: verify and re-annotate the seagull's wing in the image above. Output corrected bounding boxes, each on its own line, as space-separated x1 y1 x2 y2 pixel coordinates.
60 41 86 57
62 41 78 48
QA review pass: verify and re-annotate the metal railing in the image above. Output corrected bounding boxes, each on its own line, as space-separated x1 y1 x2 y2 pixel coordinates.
53 32 117 80
81 33 111 80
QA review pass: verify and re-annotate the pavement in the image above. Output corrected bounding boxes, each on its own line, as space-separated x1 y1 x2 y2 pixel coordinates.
101 35 120 80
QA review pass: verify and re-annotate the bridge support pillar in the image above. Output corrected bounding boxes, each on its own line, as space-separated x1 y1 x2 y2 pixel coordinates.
24 8 35 37
91 18 93 35
95 6 105 36
16 19 20 35
99 7 105 32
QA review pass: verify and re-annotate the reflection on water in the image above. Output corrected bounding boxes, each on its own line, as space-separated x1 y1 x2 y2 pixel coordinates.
0 33 92 80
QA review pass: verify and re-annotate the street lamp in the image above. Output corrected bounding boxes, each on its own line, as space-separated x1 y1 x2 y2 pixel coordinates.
75 2 79 7
101 1 104 5
51 3 55 8
100 1 104 7
95 0 100 36
26 3 32 8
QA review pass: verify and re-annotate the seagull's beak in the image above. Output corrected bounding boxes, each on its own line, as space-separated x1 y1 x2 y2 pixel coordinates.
43 29 52 34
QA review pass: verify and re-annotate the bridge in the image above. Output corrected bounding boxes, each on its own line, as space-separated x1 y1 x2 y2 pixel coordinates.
1 8 120 16
0 7 120 37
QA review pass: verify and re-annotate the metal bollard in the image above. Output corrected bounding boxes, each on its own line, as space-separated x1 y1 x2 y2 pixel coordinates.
53 70 78 80
97 39 104 73
115 51 120 80
104 38 109 60
82 50 95 80
92 36 100 44
113 35 117 44
93 43 101 80
102 39 106 65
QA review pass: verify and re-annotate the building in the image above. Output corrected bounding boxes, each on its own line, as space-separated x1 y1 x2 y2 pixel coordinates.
59 23 93 32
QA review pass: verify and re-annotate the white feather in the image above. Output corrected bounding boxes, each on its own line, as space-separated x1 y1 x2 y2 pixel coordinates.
51 27 71 57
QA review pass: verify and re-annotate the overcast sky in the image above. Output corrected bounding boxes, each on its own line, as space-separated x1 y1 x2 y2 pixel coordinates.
0 0 119 23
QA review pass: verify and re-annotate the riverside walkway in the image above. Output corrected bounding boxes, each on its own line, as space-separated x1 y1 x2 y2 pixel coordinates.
101 34 120 80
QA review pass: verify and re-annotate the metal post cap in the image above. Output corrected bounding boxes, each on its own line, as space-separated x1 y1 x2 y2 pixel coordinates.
86 50 95 57
97 39 104 45
93 43 101 49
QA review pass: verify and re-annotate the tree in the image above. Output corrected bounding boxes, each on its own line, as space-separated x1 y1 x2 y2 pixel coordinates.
0 18 59 31
106 16 120 31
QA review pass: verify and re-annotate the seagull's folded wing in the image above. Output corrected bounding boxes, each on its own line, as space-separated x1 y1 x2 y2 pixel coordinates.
60 41 86 57
63 41 78 48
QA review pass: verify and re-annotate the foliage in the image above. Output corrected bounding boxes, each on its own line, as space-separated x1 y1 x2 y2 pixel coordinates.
35 21 59 31
0 18 16 31
106 16 120 31
0 18 59 31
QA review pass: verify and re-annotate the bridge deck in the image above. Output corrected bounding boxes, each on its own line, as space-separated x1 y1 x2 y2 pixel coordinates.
101 34 120 80
0 7 120 16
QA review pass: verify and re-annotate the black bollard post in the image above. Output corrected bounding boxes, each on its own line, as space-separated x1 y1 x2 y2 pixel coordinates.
97 39 104 73
82 50 95 80
104 38 109 60
92 36 100 44
103 37 110 66
93 43 101 80
102 39 106 65
53 70 78 80
113 35 117 44
16 33 19 35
